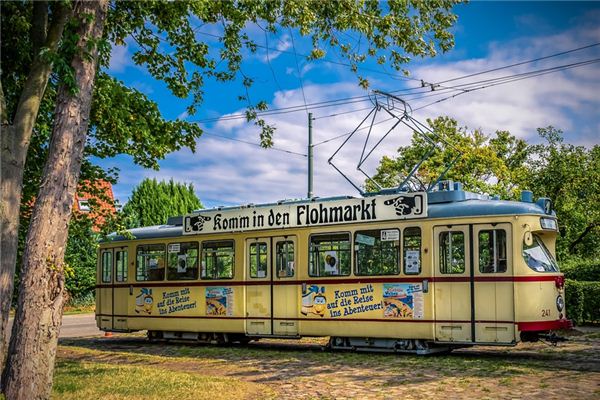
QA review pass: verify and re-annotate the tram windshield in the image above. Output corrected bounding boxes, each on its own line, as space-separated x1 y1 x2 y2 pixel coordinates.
522 234 559 272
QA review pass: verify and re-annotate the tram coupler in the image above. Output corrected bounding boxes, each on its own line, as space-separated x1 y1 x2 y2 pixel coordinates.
539 332 569 345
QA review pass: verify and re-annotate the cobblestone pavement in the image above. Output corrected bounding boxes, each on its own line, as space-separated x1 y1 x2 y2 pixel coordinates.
58 329 600 400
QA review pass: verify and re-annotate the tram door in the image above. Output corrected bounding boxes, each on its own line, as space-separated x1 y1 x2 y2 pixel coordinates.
98 249 114 330
112 247 129 331
271 236 298 335
473 224 515 343
433 225 472 342
245 236 298 336
245 238 272 335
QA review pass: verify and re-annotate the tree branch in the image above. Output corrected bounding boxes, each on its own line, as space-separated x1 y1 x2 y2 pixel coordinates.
10 1 71 153
0 80 7 125
43 1 71 52
569 222 599 253
31 1 48 56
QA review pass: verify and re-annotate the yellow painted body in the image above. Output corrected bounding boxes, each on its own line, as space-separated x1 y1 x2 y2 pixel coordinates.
96 213 566 345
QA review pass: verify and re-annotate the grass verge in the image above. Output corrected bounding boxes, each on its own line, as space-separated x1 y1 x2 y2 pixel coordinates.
52 359 275 400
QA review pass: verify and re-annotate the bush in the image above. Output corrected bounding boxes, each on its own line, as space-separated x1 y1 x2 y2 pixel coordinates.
565 279 600 325
560 257 600 281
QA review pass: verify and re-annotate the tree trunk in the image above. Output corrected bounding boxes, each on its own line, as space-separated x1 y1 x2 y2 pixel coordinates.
2 1 108 398
0 3 70 383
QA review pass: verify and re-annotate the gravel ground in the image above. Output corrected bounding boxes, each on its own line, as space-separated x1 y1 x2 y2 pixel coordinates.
57 328 600 399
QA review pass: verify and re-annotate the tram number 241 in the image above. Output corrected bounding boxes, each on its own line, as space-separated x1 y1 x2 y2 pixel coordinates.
541 309 552 317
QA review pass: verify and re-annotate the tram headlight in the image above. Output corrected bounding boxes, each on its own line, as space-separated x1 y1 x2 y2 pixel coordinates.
540 217 558 231
556 295 565 312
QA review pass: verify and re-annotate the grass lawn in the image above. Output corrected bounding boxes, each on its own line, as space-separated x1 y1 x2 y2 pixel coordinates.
54 330 600 399
53 359 275 400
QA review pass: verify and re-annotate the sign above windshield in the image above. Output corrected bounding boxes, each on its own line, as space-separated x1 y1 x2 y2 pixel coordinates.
183 193 427 235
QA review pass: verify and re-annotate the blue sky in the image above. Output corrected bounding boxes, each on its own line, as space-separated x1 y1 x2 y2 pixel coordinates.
100 1 600 209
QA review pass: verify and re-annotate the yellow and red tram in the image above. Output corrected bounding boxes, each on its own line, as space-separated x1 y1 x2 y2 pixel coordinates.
96 182 570 353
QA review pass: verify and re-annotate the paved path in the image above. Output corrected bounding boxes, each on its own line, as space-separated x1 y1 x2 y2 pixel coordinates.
59 313 102 338
8 313 104 339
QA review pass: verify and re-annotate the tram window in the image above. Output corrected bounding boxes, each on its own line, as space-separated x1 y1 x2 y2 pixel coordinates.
115 250 128 282
276 241 295 277
249 242 268 278
403 227 422 275
167 242 199 280
201 240 234 279
479 230 507 273
101 251 112 283
439 231 465 274
523 234 559 272
354 229 399 276
309 233 351 277
136 244 165 281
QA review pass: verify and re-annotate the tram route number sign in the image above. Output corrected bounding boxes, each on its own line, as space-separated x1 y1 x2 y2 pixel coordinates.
183 192 427 235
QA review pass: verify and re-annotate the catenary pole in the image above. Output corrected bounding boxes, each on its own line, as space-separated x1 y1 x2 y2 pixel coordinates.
308 112 313 199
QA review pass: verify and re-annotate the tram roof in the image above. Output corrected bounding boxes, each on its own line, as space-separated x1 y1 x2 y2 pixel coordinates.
104 187 553 242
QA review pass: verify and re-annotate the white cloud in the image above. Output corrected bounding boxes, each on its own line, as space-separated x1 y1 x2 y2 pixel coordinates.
108 43 131 73
259 33 292 63
408 23 600 142
112 14 600 209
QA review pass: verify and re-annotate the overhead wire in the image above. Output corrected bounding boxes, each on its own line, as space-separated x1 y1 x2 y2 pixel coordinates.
312 55 600 145
436 42 600 84
202 132 307 157
412 57 600 112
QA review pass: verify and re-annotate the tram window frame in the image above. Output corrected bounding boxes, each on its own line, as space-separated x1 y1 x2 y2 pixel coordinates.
249 242 268 278
276 240 295 277
354 229 400 276
522 234 559 273
439 231 466 274
201 240 235 280
478 229 508 273
403 227 422 275
136 244 166 281
101 251 112 283
167 242 199 281
115 249 128 282
309 232 351 277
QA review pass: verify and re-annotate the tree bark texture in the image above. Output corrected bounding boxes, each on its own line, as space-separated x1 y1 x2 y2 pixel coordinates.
2 1 108 398
0 3 70 384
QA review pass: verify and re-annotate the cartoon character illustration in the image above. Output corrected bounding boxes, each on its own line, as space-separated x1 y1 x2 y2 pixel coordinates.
135 288 153 314
301 285 326 317
383 284 420 318
206 297 227 315
383 297 413 318
205 287 231 316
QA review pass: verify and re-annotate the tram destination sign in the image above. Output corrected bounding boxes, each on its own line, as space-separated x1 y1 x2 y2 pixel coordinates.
183 193 427 235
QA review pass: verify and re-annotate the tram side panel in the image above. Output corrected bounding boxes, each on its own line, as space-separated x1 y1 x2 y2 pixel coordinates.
296 225 435 341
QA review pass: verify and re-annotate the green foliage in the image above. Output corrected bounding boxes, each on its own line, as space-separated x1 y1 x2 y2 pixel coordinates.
560 257 600 282
369 121 599 261
368 117 529 199
105 0 463 145
122 178 203 228
525 127 600 259
63 214 98 300
88 74 202 170
565 279 600 325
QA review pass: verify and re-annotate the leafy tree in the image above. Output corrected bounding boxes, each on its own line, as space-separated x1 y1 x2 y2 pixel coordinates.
122 178 203 228
368 116 529 198
63 214 99 302
525 127 600 259
1 1 463 397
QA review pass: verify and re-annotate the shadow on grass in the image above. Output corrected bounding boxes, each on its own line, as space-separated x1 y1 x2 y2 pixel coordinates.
57 333 600 387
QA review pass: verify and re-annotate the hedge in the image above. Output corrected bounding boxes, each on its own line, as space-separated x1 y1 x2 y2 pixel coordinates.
565 279 600 325
560 258 600 281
